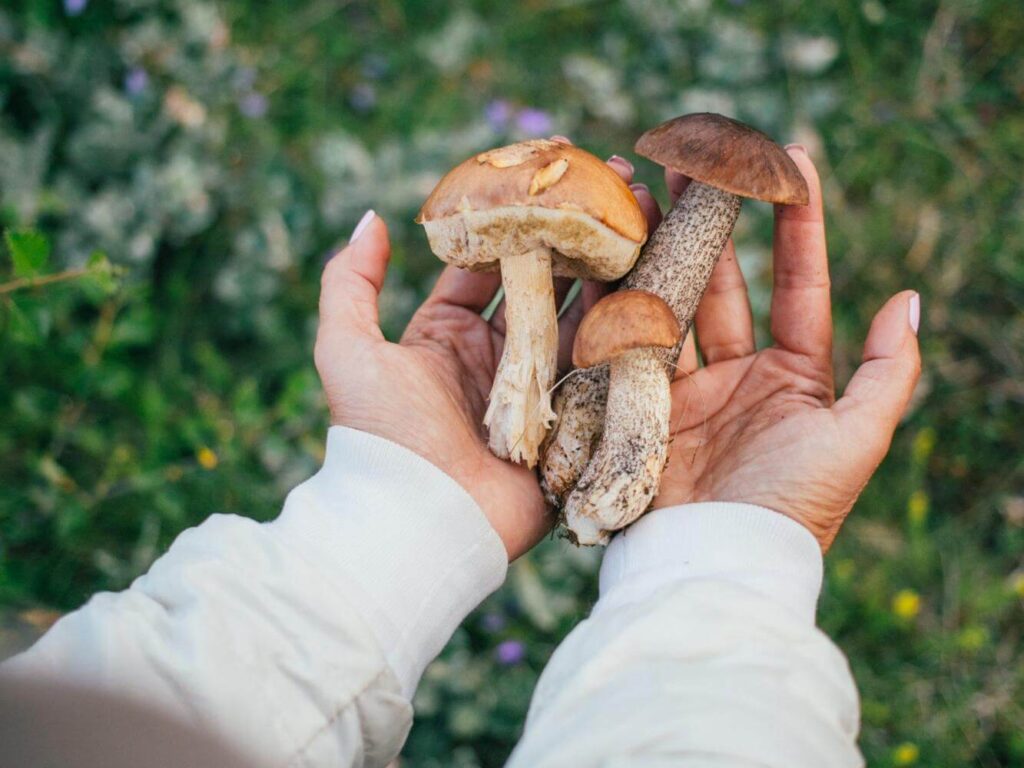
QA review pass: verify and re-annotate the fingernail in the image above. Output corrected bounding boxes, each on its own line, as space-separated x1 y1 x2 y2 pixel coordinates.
908 292 920 335
609 155 634 173
551 134 572 144
785 143 808 155
350 209 376 243
629 182 649 194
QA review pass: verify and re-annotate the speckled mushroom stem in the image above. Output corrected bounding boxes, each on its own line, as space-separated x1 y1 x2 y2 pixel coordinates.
543 182 741 532
485 247 558 467
563 349 671 545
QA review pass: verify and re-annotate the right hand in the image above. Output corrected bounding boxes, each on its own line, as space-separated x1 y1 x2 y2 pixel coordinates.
653 147 921 551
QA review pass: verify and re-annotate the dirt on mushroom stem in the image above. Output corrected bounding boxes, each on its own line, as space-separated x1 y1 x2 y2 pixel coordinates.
485 247 559 467
542 182 741 522
564 348 674 545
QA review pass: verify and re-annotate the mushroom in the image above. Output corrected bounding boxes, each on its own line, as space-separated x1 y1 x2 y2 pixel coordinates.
546 113 809 543
418 139 647 466
563 290 681 544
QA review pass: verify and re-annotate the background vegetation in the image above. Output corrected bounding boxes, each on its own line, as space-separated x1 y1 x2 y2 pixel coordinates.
1 0 1022 765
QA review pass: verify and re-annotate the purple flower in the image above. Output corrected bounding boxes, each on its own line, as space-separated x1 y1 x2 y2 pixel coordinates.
239 92 268 119
516 108 553 137
64 0 88 16
124 67 149 97
485 100 512 131
495 639 526 666
481 612 506 633
350 83 377 113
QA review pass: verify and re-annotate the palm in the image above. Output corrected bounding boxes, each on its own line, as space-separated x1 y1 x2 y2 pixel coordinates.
399 301 548 531
657 347 859 547
321 282 549 559
647 149 919 551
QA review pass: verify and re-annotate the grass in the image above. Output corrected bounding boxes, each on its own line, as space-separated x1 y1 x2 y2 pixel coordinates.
1 0 1022 764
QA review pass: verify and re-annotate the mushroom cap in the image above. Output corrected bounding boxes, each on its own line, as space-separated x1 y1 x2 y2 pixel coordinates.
573 290 682 369
417 139 647 281
635 113 809 205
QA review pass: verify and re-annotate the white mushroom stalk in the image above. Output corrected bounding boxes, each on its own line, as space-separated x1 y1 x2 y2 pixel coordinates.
417 139 647 467
543 113 810 543
484 247 558 463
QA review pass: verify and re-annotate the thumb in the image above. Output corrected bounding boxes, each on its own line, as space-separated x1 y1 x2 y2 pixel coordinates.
833 290 922 460
318 210 390 340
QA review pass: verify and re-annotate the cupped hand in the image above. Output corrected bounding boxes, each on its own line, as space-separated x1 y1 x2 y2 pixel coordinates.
654 147 922 551
314 147 659 560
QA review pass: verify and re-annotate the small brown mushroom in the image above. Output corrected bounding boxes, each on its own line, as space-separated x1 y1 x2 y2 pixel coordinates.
564 291 682 543
418 139 647 466
548 114 808 541
564 291 681 545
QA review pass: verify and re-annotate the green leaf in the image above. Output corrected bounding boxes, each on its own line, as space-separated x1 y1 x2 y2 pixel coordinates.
4 299 42 345
5 229 51 278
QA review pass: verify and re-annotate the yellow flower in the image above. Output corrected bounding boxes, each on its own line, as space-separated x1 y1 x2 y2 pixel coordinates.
911 427 936 465
892 589 921 620
1011 572 1024 599
893 742 919 765
197 447 219 471
907 490 929 525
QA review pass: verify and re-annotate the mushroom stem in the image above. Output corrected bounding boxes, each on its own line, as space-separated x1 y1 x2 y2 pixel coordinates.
541 364 608 506
564 348 672 545
485 247 558 466
625 182 741 318
543 182 740 515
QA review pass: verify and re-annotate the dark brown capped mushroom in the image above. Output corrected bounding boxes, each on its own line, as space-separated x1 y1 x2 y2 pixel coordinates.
634 113 809 205
544 113 807 544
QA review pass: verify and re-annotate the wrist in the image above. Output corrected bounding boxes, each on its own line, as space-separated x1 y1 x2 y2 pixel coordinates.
455 454 552 561
692 483 842 553
598 501 824 624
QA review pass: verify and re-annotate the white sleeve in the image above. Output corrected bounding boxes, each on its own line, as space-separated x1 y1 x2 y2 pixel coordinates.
507 502 864 768
3 426 507 768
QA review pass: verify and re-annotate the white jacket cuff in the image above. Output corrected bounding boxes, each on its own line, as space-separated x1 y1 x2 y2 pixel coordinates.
272 426 508 697
598 502 823 624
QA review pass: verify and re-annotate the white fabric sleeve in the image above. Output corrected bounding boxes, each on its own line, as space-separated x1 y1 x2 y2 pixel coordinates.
3 426 507 768
508 502 864 768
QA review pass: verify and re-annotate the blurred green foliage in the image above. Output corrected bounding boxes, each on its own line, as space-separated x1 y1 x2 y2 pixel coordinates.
1 0 1023 765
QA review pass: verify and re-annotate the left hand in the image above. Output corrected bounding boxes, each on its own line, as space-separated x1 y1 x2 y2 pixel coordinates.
314 148 660 560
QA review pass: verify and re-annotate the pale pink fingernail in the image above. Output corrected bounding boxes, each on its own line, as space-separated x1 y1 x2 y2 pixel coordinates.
629 183 649 194
350 209 376 243
551 134 572 144
785 143 808 155
609 155 634 174
908 292 920 335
